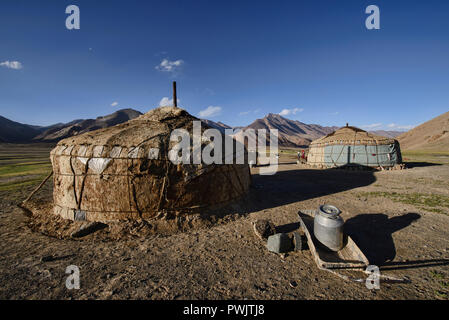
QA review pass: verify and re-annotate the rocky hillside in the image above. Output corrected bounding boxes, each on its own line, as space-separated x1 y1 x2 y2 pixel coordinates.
33 109 142 142
397 110 449 151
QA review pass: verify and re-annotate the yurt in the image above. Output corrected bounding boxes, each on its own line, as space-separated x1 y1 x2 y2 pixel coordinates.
50 106 251 223
307 125 402 169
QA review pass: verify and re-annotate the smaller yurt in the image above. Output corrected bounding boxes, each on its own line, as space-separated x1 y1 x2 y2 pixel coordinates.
307 125 402 169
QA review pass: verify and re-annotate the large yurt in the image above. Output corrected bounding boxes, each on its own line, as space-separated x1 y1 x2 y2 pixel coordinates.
50 106 251 223
307 125 402 169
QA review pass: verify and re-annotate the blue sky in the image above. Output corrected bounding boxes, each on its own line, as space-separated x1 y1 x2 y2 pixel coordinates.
0 0 448 130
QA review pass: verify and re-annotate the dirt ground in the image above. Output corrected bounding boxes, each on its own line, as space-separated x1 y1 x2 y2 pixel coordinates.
0 151 448 300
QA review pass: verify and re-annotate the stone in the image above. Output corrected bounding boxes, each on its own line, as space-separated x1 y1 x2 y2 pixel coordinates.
74 210 86 221
266 233 293 253
292 231 304 251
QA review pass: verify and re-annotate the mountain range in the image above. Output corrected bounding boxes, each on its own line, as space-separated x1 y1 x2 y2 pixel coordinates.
200 119 235 133
0 115 45 143
0 109 142 143
233 113 339 148
0 108 408 147
33 109 142 142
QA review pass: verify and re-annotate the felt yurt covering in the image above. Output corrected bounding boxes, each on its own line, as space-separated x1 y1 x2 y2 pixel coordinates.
307 125 402 168
50 106 251 223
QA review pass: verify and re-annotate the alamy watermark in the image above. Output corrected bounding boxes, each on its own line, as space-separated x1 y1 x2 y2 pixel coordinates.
65 5 80 30
65 4 381 31
365 5 380 30
365 265 381 290
168 121 279 175
65 265 80 290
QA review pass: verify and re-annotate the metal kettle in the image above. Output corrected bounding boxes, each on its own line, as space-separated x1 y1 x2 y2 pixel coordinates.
313 204 344 251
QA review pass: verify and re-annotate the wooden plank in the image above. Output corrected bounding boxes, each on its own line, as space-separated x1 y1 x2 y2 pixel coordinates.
298 210 369 270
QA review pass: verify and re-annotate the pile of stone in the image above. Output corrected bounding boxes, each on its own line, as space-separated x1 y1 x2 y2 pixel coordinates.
253 219 304 254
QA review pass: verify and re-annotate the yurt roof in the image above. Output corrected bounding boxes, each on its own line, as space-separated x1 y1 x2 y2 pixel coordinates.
309 125 397 147
52 106 205 160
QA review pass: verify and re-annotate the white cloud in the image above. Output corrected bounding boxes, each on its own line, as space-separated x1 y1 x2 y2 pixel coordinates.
360 123 414 131
111 101 118 107
386 123 415 131
361 123 383 129
279 108 304 116
155 58 184 73
199 106 222 118
0 60 23 70
159 97 180 107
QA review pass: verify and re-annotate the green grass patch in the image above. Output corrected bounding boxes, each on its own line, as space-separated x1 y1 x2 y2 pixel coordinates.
280 148 303 154
0 145 52 191
357 191 449 214
431 271 449 298
402 151 449 165
436 291 448 299
0 162 51 178
0 176 50 192
431 271 446 280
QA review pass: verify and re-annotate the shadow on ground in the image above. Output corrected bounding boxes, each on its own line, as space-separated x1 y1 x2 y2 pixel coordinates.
404 162 442 168
380 259 449 271
245 165 376 212
344 213 421 266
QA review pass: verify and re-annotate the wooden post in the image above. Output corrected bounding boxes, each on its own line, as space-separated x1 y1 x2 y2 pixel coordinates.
173 81 177 107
